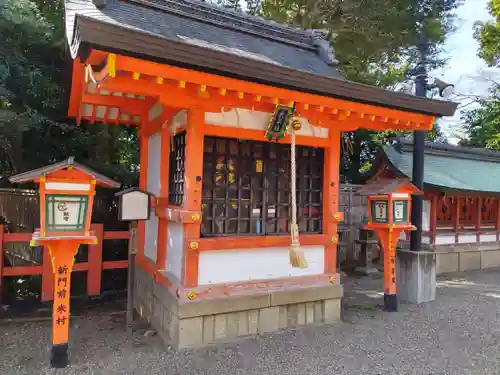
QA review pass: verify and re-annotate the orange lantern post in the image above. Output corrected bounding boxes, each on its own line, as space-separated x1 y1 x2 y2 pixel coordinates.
9 157 120 368
357 178 422 312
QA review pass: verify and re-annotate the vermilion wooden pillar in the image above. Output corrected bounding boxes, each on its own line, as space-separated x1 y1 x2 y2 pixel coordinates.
324 129 342 274
182 109 204 288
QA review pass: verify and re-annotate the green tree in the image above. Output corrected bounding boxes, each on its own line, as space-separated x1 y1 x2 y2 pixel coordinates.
475 0 500 67
460 85 500 150
257 0 461 182
0 0 139 184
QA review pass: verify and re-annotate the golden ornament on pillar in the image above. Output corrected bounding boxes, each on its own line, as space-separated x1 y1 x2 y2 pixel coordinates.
189 241 199 250
331 235 338 244
291 119 301 131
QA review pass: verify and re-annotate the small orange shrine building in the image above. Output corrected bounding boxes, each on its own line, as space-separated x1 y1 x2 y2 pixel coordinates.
63 0 457 348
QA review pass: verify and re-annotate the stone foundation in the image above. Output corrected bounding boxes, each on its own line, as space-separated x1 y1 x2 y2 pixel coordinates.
435 243 500 275
134 267 343 349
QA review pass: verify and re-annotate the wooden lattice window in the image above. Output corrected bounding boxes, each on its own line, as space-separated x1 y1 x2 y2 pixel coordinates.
168 131 186 206
200 136 323 237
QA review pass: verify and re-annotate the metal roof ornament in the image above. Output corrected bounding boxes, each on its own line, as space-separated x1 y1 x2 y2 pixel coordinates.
306 29 339 66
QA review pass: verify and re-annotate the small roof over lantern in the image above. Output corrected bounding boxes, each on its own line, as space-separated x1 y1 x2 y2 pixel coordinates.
8 157 120 187
357 178 422 196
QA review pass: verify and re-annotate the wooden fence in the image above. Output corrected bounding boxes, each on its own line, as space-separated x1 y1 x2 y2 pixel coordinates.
0 184 368 308
0 223 129 306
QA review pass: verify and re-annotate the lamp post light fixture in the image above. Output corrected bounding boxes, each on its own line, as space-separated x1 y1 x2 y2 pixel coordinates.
9 157 120 368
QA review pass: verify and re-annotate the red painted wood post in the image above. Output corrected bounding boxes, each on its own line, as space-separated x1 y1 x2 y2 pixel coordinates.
87 224 104 296
430 195 438 245
0 225 4 305
41 245 54 301
496 199 500 243
476 197 482 243
454 197 460 244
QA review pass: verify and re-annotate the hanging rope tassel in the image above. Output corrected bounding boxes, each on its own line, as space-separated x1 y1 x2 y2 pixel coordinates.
289 119 307 269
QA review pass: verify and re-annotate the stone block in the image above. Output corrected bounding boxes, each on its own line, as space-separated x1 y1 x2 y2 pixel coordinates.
214 314 228 340
436 252 459 274
169 312 179 345
314 301 323 323
226 312 239 339
306 303 315 324
459 251 481 271
153 280 178 315
178 317 203 349
270 285 343 306
297 303 306 325
248 310 259 335
397 250 436 304
178 294 270 319
258 307 279 334
481 250 500 269
286 304 298 327
151 296 163 330
237 311 249 336
202 315 215 343
323 299 341 323
278 306 288 329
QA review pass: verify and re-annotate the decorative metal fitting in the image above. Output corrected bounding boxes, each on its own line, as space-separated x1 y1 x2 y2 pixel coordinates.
331 235 338 244
187 291 197 301
189 241 199 250
191 214 201 222
291 119 302 131
333 213 341 221
329 275 337 284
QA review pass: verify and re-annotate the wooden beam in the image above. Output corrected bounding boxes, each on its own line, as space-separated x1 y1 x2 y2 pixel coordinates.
202 123 330 148
81 93 152 116
114 54 433 126
68 59 85 117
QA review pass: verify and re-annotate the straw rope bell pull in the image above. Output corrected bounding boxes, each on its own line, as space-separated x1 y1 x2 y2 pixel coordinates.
289 119 307 269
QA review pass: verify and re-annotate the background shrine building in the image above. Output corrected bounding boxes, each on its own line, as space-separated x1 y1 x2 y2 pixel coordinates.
368 137 500 274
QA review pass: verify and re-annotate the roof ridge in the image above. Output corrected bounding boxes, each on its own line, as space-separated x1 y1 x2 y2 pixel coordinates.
125 0 318 50
395 138 500 163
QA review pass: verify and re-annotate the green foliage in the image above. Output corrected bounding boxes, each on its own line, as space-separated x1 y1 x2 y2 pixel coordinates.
475 0 500 67
0 0 139 185
463 0 500 150
460 85 500 150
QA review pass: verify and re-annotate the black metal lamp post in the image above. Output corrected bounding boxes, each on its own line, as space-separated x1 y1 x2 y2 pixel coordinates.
408 64 454 251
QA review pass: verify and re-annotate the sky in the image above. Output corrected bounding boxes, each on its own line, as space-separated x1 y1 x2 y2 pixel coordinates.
435 0 495 143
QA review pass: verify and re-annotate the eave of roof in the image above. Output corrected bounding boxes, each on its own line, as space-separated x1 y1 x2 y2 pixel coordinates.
381 140 500 194
9 157 121 188
65 0 458 118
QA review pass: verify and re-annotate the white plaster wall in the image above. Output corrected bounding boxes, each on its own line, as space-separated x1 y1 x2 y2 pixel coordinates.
144 133 162 262
435 235 456 245
148 103 163 121
480 234 497 243
458 235 478 244
198 246 324 285
205 108 328 138
422 200 430 232
166 222 184 281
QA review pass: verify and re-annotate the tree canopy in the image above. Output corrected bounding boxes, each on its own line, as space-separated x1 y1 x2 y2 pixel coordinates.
1 0 462 186
0 0 139 185
459 0 500 150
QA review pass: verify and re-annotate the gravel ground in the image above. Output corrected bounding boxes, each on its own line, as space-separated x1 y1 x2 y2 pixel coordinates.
1 269 500 375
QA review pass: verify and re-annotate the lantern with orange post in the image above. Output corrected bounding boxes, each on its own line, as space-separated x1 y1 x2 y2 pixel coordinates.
9 157 120 368
357 178 422 312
